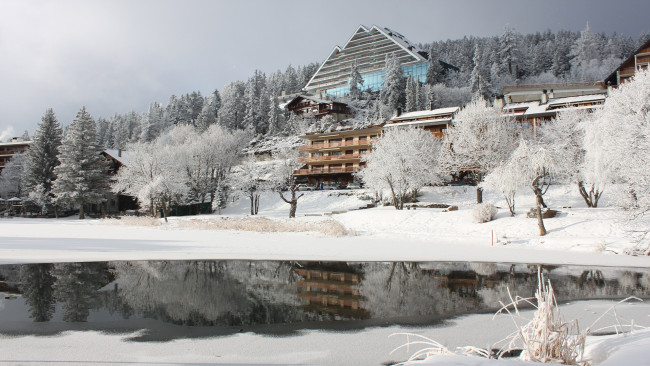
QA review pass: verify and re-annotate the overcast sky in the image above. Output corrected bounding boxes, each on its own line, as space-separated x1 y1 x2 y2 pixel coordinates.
1 0 648 140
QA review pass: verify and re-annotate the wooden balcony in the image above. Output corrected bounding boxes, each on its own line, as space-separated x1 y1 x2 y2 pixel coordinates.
298 139 376 151
294 166 361 175
299 153 367 163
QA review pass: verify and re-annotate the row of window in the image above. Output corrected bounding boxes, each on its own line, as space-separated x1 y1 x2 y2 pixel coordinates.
325 62 428 98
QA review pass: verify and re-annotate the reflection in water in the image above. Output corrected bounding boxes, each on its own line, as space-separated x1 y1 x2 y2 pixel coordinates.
1 261 649 335
53 263 107 322
19 264 56 322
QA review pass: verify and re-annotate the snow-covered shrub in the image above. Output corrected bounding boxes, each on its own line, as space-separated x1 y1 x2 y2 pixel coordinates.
473 202 497 223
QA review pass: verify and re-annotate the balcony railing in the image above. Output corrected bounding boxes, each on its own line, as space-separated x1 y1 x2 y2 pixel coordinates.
294 166 362 175
298 139 376 150
299 153 367 163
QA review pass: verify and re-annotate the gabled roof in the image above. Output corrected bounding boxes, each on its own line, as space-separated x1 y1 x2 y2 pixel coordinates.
604 38 650 86
103 149 130 166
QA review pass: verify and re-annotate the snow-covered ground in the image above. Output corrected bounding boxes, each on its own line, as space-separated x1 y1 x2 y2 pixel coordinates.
1 185 649 267
1 185 650 365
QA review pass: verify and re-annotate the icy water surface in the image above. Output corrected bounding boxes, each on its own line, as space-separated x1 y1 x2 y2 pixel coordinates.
0 261 649 341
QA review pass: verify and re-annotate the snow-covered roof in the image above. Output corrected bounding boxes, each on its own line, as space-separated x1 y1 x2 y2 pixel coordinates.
503 94 605 118
103 149 131 166
547 94 606 107
0 140 32 147
391 107 460 121
384 118 452 128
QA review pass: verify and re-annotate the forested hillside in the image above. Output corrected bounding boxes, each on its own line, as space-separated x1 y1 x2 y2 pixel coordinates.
93 26 649 149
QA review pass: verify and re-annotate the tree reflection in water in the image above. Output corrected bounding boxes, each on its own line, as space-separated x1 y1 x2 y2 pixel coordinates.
5 261 650 329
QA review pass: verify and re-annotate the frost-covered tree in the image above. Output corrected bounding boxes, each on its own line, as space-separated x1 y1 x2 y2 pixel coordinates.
272 142 303 218
112 141 187 221
484 140 561 236
23 108 63 213
441 96 519 203
357 127 442 210
583 69 650 216
0 153 26 199
380 53 406 112
349 60 364 100
52 107 109 219
538 110 604 208
231 155 273 215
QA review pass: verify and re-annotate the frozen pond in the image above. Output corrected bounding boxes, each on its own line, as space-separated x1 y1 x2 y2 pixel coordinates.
1 260 649 342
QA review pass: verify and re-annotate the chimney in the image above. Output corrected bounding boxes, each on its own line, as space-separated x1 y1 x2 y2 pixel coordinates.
118 149 122 158
395 107 402 117
548 89 555 99
429 101 435 110
540 90 548 105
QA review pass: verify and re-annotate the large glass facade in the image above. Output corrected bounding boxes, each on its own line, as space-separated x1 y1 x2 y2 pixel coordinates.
325 62 429 98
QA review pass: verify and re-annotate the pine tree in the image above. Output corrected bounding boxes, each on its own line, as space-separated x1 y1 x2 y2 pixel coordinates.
349 60 364 100
405 76 417 112
425 45 445 85
23 108 63 214
499 26 520 78
380 53 406 112
267 95 284 135
470 44 491 98
52 107 109 219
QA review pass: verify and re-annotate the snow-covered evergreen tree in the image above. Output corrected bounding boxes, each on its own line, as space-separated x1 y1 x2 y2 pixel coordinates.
425 47 445 86
52 107 109 219
218 81 246 130
499 25 521 79
380 53 406 112
357 127 443 210
267 95 284 135
349 60 364 100
22 108 63 213
405 76 417 112
470 44 491 98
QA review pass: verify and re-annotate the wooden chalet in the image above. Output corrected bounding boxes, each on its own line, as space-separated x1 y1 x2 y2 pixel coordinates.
285 95 352 122
294 125 383 187
386 107 459 138
501 83 607 127
0 138 31 174
604 38 650 87
101 149 138 214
